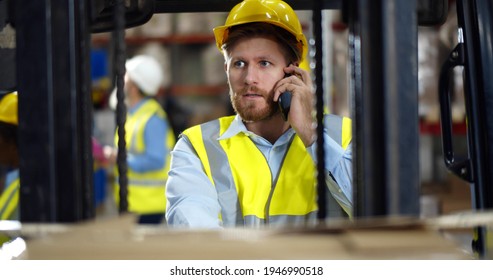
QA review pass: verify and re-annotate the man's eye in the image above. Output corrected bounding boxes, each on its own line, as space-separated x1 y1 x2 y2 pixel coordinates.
260 61 271 67
233 61 245 68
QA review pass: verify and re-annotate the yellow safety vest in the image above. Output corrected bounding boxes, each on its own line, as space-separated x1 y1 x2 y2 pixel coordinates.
182 115 351 226
0 171 20 220
113 99 175 214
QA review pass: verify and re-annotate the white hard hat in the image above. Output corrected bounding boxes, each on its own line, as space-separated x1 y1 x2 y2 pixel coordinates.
125 55 164 96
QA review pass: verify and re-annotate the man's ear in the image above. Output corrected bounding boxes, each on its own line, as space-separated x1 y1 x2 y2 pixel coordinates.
286 61 300 67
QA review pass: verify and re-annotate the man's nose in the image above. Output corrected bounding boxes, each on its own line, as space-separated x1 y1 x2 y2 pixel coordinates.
244 65 258 85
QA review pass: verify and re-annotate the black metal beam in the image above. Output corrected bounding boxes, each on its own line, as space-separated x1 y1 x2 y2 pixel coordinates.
88 0 444 33
312 0 326 221
348 0 420 217
455 0 493 258
153 0 342 13
16 0 94 222
0 0 15 92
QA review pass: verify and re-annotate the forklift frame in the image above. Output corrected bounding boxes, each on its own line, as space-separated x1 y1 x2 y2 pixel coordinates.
11 0 493 257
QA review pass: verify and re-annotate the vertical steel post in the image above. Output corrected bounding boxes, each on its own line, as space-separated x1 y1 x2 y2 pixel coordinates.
313 0 327 221
16 0 94 222
348 0 420 217
455 0 493 259
113 0 129 214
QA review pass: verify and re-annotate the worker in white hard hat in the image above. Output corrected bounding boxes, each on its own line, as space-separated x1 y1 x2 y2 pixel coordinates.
0 92 20 221
165 0 352 229
104 55 176 224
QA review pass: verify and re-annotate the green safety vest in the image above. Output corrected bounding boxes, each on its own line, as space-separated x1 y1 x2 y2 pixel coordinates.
114 99 175 214
181 114 351 226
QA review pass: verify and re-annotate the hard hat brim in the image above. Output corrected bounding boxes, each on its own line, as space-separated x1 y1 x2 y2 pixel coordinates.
213 22 308 63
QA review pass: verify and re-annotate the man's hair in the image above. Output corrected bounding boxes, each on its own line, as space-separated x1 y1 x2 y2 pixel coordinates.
222 22 302 64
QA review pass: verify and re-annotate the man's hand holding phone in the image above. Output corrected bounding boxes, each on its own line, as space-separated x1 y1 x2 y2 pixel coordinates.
274 64 316 147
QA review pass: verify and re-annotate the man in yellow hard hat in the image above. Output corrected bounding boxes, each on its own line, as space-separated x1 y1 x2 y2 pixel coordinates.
0 92 20 220
166 0 352 228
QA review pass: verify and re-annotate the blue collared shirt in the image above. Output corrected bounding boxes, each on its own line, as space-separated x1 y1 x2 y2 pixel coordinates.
166 115 353 228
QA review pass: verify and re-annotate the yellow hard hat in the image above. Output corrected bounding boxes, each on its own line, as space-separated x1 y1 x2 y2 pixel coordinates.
213 0 308 63
0 92 18 125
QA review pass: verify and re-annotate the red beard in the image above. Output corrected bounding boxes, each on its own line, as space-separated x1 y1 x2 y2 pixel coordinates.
230 86 278 122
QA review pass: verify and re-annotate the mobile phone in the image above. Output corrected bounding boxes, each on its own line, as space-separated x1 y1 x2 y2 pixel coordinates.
278 71 292 121
278 91 292 121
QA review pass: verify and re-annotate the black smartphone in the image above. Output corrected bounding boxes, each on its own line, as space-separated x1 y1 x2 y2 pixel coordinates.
278 71 292 121
278 91 292 121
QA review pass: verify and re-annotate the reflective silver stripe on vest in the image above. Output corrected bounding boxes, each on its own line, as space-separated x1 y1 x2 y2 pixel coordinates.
196 119 244 226
127 179 167 187
244 212 318 228
128 117 142 153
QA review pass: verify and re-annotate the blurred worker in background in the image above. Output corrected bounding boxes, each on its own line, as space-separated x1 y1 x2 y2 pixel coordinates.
0 92 20 220
105 55 175 224
166 0 352 228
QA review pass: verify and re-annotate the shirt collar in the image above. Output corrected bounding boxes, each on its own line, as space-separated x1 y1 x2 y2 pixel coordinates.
217 115 248 140
217 115 296 146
